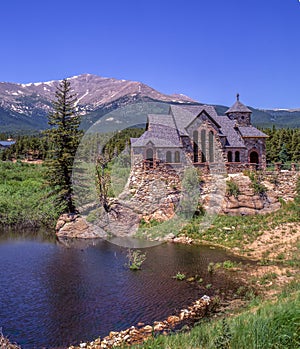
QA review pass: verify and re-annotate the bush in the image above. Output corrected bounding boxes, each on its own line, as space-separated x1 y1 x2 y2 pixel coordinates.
125 249 147 270
248 172 267 196
226 179 240 198
172 272 186 281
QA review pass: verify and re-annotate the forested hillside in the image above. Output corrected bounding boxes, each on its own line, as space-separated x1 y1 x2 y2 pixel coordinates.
1 127 299 164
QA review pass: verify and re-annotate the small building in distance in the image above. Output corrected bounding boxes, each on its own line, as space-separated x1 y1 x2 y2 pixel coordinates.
130 95 268 173
0 140 16 150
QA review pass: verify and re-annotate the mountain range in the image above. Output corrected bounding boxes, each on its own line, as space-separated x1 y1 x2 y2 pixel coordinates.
0 74 299 132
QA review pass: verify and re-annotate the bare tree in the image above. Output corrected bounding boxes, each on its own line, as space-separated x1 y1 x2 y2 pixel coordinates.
95 153 111 212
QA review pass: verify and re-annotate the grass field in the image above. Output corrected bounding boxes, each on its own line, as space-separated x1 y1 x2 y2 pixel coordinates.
0 161 58 228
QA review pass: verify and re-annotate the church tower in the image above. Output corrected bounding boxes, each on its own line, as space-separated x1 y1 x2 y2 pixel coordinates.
225 94 252 127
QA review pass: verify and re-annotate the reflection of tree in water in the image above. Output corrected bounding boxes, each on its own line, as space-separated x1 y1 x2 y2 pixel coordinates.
41 245 91 345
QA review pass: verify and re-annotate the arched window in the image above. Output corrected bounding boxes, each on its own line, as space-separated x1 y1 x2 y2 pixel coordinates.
146 148 154 168
235 151 240 162
146 148 153 160
193 130 198 163
174 151 180 163
166 151 172 163
209 131 214 163
227 151 232 162
201 129 206 162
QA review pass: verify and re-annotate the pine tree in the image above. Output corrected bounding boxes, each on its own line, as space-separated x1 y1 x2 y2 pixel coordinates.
46 79 83 214
278 143 289 164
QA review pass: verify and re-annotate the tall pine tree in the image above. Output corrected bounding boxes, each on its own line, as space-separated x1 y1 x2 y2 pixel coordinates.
46 79 82 214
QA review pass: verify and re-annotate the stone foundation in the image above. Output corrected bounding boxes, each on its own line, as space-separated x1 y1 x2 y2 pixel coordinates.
221 171 299 215
56 166 299 238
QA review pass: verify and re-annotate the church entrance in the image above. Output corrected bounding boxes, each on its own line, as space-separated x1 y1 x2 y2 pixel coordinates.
249 151 259 164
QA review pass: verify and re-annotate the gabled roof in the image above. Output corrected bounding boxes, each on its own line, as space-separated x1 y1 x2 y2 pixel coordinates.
216 116 246 148
130 137 139 144
169 105 194 136
170 105 221 135
238 126 268 138
180 104 219 119
131 123 181 148
147 114 176 130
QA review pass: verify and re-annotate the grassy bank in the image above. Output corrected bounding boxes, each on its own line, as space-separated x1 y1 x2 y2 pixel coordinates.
181 202 299 250
0 161 58 228
147 193 299 348
197 205 298 247
135 281 300 349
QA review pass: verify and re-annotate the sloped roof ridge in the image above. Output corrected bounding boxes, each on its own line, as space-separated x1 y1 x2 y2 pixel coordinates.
225 100 252 114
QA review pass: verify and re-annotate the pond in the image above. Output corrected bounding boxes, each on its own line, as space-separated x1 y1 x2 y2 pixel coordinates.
0 230 246 349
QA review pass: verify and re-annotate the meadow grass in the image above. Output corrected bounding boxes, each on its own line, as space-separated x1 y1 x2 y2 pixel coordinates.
0 161 58 227
180 201 300 249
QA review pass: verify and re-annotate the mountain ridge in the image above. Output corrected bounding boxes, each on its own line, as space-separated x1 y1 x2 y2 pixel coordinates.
0 74 299 132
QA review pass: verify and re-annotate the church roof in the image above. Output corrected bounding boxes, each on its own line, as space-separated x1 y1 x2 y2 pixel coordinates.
131 99 266 150
148 114 176 129
131 120 181 148
216 116 246 148
225 94 252 114
170 104 220 135
179 104 219 119
238 126 268 138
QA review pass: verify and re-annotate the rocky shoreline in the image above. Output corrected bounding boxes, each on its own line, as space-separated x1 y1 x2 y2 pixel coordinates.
0 333 21 349
68 295 213 349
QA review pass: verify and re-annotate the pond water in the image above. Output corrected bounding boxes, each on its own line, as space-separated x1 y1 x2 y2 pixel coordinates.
0 230 246 349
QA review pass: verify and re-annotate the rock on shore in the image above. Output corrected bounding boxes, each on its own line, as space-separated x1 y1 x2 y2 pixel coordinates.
0 333 21 349
68 296 213 349
56 213 107 239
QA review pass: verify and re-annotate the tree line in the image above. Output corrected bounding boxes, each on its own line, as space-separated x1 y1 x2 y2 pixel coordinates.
0 128 144 162
2 126 299 164
262 127 300 163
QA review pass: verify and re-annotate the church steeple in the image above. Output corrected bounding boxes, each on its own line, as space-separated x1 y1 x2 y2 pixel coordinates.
225 94 252 126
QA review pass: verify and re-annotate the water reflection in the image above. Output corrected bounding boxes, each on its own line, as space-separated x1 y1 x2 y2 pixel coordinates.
0 230 246 348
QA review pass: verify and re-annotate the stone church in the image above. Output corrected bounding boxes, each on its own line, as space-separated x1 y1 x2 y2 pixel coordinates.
130 95 268 173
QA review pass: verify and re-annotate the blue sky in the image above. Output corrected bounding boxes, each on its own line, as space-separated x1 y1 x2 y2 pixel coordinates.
1 0 300 108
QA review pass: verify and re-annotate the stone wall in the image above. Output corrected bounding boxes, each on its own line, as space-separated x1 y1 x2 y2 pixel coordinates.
221 171 299 215
127 163 299 219
56 166 299 238
244 137 267 168
263 170 299 202
127 160 183 222
222 174 280 215
227 111 251 127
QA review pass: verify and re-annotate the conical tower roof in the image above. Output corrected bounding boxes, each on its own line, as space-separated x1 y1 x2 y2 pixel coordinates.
225 94 252 114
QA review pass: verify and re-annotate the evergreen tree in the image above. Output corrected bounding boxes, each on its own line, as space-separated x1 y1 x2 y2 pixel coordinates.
279 143 289 164
46 79 83 214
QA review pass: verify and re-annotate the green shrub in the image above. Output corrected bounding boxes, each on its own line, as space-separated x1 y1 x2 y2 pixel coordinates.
248 172 267 196
226 179 240 198
222 260 241 269
125 249 147 270
172 272 186 281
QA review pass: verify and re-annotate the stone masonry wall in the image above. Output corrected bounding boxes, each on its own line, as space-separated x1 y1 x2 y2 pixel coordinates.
221 171 299 215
